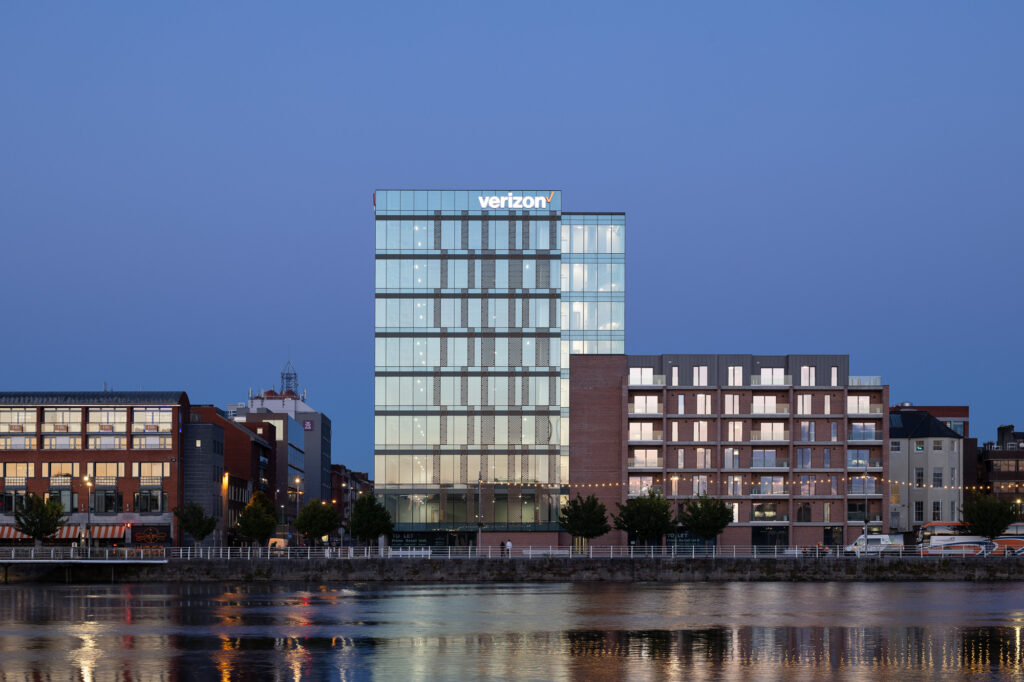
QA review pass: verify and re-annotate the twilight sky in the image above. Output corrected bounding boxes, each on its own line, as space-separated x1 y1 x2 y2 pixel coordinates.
2 3 1022 475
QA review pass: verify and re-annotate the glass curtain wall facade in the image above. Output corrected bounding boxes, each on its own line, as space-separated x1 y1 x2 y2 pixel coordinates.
374 190 624 542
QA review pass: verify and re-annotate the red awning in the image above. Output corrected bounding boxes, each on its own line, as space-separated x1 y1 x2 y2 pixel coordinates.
53 525 81 540
0 526 29 540
89 525 125 540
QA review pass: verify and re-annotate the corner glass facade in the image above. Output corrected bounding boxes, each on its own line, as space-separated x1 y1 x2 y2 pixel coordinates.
374 190 624 542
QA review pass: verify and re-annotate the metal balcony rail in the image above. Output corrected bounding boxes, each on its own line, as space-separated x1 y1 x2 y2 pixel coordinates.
849 376 883 386
627 431 663 441
93 476 118 487
139 476 164 487
48 475 73 488
3 477 27 488
627 404 663 414
751 459 789 468
847 405 884 415
0 546 167 561
848 433 881 441
627 375 665 387
750 404 790 415
749 485 787 495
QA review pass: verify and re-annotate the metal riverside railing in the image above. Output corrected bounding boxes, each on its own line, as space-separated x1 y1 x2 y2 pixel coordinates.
0 545 1016 562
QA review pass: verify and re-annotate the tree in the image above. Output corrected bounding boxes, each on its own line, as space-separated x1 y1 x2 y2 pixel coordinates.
348 494 394 545
236 491 278 545
559 494 611 549
174 502 219 545
962 493 1017 542
14 492 67 548
676 494 733 543
295 499 341 545
612 490 675 545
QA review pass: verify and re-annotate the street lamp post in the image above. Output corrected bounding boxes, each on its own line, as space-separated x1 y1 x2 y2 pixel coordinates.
82 476 93 556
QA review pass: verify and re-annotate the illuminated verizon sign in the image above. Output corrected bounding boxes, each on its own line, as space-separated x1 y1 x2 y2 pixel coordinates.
477 192 554 210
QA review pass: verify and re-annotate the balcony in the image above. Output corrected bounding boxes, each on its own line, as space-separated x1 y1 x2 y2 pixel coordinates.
847 405 884 416
139 476 164 488
750 430 789 442
847 459 884 470
849 376 882 387
750 404 790 416
751 514 790 523
627 457 663 470
750 460 789 470
847 513 884 523
627 431 663 443
627 486 663 498
93 476 118 488
627 405 663 415
628 375 665 387
750 375 792 387
750 485 787 496
2 476 27 488
49 475 73 489
847 434 882 443
41 423 82 434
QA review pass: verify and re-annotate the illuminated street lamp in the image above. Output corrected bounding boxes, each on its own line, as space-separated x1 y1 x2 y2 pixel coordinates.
82 476 93 554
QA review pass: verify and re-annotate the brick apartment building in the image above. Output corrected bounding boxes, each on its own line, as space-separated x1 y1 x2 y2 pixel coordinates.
980 425 1024 504
570 354 889 547
0 391 190 545
330 463 373 543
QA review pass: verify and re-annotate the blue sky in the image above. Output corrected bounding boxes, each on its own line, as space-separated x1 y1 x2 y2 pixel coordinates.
2 3 1022 474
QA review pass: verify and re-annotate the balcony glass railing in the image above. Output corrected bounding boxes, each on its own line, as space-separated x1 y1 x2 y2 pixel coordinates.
627 458 663 469
628 431 663 441
627 404 663 414
750 459 789 469
628 375 665 387
750 375 792 387
847 459 883 469
751 431 789 442
750 404 790 415
750 485 787 495
628 486 663 497
848 432 881 441
752 513 790 522
847 405 884 415
847 513 883 522
849 376 882 386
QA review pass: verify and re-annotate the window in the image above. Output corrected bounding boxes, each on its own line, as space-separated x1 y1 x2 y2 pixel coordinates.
847 396 870 414
914 468 924 487
677 395 686 414
752 449 778 467
692 475 708 495
727 475 743 495
850 476 876 494
932 501 941 522
752 396 776 414
42 463 78 478
823 448 831 468
755 476 784 495
671 366 679 386
90 462 125 479
933 468 943 488
799 475 814 495
847 449 869 468
752 503 778 520
133 435 172 450
831 366 838 387
797 503 812 522
991 460 1017 472
796 448 811 468
758 422 785 440
890 441 901 452
850 423 877 441
831 422 838 442
727 366 742 386
632 449 659 467
760 368 784 385
830 476 839 495
629 422 659 440
951 501 956 521
2 462 34 478
87 435 127 450
796 395 812 415
727 421 743 442
90 490 123 514
633 395 659 413
824 395 831 415
914 501 924 523
824 503 831 522
42 436 82 450
731 503 740 523
133 462 170 479
915 441 924 452
692 365 708 387
134 490 168 513
951 467 957 486
723 394 739 415
695 448 711 468
696 394 712 415
891 482 901 504
87 408 127 433
800 421 815 442
723 448 740 468
933 440 942 451
0 436 36 450
800 365 816 387
45 490 78 514
628 476 654 496
628 367 654 385
671 422 679 441
693 421 708 442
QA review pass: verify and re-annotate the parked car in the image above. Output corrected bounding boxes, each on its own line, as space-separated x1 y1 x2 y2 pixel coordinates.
845 534 904 556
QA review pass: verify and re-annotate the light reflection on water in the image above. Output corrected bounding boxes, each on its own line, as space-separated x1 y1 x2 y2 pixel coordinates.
0 582 1021 680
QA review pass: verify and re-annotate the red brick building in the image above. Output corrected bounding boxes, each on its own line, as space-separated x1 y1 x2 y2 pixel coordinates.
330 463 373 543
570 355 890 548
0 391 190 545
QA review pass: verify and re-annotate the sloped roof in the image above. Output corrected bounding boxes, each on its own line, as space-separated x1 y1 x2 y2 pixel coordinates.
0 391 188 406
890 410 962 439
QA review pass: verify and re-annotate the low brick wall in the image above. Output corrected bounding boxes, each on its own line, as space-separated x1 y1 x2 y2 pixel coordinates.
6 557 1024 584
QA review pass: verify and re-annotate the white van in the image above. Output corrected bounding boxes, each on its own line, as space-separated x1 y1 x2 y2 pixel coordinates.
845 534 904 556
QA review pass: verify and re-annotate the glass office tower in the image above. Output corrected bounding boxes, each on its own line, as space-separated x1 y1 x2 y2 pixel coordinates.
374 190 624 545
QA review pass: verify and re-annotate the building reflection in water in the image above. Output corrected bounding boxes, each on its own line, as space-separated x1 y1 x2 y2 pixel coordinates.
0 583 1021 680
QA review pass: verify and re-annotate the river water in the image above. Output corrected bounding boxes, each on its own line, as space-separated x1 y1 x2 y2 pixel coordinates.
0 581 1022 680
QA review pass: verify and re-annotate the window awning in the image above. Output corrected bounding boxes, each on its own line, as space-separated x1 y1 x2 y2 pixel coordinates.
89 525 126 540
53 525 81 540
0 526 29 540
